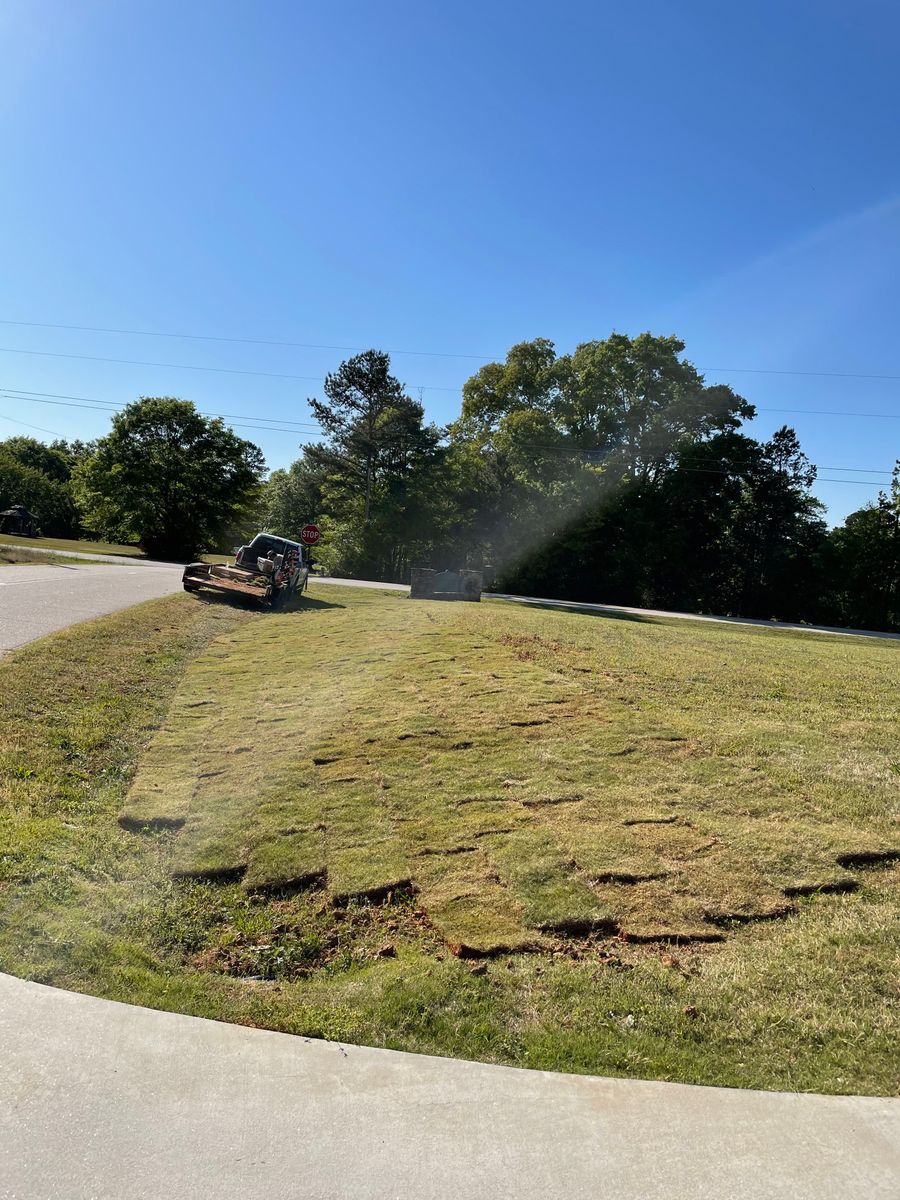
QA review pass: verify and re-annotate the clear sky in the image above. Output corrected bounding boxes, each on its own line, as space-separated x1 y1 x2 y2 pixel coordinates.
1 0 898 523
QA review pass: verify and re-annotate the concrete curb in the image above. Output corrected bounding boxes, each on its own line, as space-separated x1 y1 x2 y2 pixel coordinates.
1 974 897 1199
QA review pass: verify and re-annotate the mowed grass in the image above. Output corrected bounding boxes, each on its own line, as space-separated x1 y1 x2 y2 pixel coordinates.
1 585 898 1093
0 533 146 558
0 533 235 565
0 545 92 566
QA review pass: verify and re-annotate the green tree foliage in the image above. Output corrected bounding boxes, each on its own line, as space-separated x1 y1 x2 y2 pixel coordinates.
309 350 436 525
73 398 264 559
302 351 446 578
0 436 83 536
451 333 755 574
827 464 900 631
499 427 828 622
210 331 897 633
261 456 327 541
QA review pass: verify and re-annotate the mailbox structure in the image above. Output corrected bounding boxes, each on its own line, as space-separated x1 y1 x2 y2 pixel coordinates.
409 568 483 602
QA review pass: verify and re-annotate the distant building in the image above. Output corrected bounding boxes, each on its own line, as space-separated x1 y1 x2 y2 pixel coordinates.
0 505 38 536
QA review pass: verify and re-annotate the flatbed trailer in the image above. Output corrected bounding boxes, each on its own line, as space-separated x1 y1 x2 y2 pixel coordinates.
182 534 310 608
182 563 274 602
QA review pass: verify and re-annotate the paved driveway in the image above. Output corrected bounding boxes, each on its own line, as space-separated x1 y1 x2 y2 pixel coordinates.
0 562 183 654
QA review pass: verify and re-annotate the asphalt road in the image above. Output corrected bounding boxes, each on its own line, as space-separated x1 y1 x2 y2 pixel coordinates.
0 562 184 655
0 553 410 657
491 592 900 642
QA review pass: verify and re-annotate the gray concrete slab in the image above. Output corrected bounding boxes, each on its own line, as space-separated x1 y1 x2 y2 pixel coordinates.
0 562 184 654
1 974 896 1200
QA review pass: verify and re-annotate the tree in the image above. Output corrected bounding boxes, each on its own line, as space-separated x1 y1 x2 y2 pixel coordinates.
828 463 900 631
261 454 328 541
303 351 447 580
1 436 72 482
459 333 754 480
495 426 828 621
451 332 755 577
73 397 265 559
309 350 430 525
0 436 82 536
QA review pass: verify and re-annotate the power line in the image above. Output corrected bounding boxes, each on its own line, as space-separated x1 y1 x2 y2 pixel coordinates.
755 406 900 419
0 319 493 361
0 398 320 439
4 342 900 418
0 402 319 439
704 366 900 382
2 387 894 477
0 399 888 489
673 466 882 485
0 389 323 436
0 346 329 386
0 412 64 437
521 440 893 474
0 345 462 392
5 317 900 383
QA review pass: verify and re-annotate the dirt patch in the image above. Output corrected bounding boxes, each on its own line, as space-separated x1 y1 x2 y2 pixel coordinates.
622 815 678 826
172 864 247 885
521 793 584 808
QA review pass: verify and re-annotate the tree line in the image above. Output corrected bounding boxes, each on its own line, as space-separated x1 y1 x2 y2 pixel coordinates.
2 332 897 630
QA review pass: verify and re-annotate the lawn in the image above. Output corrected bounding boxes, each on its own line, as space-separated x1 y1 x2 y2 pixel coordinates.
0 533 147 558
1 585 897 1094
0 545 94 567
0 533 230 564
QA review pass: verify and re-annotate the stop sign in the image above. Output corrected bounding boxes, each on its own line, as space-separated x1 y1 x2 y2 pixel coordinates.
300 523 321 547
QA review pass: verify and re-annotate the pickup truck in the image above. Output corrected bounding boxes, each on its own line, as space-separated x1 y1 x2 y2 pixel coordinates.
182 533 311 608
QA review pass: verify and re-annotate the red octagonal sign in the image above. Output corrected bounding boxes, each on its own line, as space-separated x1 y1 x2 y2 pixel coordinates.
300 523 321 547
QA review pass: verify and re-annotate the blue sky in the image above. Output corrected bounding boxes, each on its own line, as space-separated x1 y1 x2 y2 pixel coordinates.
1 0 898 523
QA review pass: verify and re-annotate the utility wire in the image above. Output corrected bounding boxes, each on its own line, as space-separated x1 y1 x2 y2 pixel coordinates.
2 389 894 475
756 406 900 419
0 319 494 361
0 345 461 392
3 389 890 483
0 411 64 437
5 317 900 382
0 391 322 436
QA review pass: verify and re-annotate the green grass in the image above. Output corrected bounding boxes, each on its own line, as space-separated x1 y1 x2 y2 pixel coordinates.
0 545 96 567
0 533 230 564
1 585 897 1094
0 533 147 558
